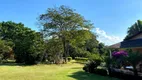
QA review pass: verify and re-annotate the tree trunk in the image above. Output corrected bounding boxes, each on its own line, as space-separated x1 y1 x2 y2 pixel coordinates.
62 37 67 63
66 41 69 58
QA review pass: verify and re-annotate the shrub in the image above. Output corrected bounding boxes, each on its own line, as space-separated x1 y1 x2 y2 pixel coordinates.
67 57 72 62
94 69 108 76
112 50 128 58
83 60 101 73
75 57 88 62
126 50 142 76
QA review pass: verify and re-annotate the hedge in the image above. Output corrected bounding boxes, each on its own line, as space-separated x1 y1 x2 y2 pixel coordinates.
67 57 72 62
75 57 88 62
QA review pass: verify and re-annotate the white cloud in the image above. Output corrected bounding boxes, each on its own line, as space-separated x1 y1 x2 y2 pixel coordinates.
95 28 123 45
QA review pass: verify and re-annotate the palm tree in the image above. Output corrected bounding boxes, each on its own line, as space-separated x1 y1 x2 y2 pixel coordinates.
125 20 142 39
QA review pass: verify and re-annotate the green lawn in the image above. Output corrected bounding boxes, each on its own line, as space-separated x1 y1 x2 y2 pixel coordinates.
0 61 119 80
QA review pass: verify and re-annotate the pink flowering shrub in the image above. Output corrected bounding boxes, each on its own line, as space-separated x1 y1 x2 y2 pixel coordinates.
111 50 128 68
112 50 128 58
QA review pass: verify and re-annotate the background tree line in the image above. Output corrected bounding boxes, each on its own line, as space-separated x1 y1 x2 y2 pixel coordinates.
0 5 108 64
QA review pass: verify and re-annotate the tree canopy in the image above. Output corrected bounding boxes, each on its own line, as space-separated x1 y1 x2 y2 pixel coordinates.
38 5 95 62
0 21 45 64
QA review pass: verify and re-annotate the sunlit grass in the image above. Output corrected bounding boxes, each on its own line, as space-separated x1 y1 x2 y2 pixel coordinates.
0 61 119 80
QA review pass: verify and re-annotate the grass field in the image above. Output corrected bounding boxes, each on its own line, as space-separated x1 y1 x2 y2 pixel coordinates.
0 61 119 80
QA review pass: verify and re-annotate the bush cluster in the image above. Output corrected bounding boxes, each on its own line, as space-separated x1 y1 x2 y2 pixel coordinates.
83 60 101 73
83 60 108 76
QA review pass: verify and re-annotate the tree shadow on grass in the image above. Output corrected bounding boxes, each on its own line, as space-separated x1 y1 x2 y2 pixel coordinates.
68 71 119 80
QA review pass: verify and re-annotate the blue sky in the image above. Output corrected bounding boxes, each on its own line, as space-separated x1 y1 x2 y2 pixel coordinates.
0 0 142 45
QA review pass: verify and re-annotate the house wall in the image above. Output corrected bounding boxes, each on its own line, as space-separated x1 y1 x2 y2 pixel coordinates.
130 33 142 40
132 48 142 53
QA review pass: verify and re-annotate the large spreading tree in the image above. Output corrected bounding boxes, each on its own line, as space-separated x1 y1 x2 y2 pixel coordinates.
38 5 94 62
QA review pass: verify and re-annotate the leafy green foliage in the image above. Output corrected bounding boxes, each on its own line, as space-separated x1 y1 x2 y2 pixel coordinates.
0 40 11 54
0 39 13 62
104 56 113 68
45 38 63 64
85 34 99 53
126 50 142 66
83 60 101 73
126 49 142 76
68 31 99 58
88 53 103 62
98 43 109 55
0 21 45 64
